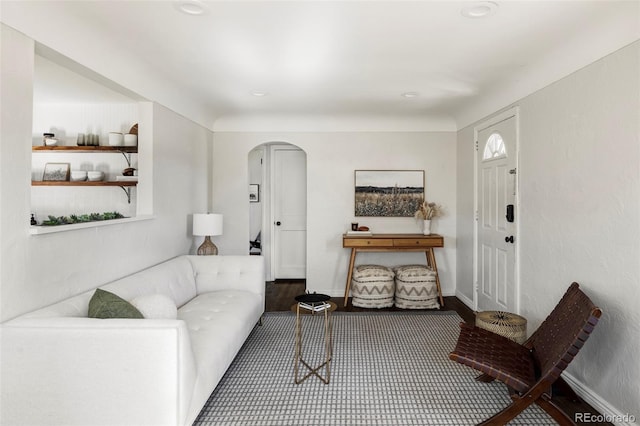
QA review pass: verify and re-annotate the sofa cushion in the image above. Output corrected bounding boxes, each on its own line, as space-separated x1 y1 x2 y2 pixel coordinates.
102 256 198 308
187 255 264 295
88 289 144 319
131 294 178 319
178 289 264 422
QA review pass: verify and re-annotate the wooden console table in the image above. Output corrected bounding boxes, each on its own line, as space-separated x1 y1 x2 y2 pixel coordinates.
342 233 444 307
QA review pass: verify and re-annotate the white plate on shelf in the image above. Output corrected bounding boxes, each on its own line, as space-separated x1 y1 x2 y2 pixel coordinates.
116 176 138 182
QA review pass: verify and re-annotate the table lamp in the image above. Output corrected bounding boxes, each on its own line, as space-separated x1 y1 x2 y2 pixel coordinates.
193 213 223 255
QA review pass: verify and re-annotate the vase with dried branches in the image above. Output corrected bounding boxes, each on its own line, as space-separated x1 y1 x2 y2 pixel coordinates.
414 201 444 235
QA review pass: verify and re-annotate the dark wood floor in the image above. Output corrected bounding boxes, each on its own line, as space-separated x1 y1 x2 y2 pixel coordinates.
266 279 475 322
265 279 612 426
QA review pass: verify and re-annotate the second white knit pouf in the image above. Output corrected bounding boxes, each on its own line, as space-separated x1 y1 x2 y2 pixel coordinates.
394 265 439 309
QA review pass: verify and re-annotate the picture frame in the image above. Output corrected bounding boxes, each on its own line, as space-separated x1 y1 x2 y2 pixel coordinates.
43 163 70 182
249 184 259 202
354 170 424 217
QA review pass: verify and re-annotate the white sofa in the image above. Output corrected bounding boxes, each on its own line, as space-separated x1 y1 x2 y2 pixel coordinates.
0 255 265 426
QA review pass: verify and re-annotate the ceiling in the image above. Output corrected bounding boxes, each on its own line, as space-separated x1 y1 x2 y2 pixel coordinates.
1 1 639 130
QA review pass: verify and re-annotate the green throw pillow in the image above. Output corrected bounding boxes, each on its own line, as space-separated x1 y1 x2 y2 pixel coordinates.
88 288 144 319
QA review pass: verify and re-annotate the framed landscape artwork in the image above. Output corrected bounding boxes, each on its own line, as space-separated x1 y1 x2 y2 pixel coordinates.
354 170 424 217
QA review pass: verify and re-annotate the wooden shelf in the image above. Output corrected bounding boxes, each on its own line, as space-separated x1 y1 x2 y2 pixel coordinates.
32 146 138 203
33 146 137 153
32 180 137 187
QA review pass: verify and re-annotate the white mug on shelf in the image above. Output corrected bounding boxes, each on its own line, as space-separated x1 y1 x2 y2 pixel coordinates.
108 132 124 146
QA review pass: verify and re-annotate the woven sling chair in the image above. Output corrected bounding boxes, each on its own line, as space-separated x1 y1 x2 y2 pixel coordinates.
449 282 602 426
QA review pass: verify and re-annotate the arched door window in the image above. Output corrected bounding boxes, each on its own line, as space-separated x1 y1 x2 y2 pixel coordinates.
482 132 507 160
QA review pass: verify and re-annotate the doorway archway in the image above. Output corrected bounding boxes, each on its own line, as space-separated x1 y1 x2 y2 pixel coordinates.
248 142 307 281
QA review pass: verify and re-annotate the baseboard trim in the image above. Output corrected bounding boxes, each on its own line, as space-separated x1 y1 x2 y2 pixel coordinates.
455 291 474 310
562 372 636 425
314 289 347 298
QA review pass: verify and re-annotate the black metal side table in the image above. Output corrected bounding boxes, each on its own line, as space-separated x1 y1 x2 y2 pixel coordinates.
292 293 337 384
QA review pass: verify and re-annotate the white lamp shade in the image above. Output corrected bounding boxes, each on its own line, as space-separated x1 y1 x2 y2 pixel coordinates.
193 213 223 236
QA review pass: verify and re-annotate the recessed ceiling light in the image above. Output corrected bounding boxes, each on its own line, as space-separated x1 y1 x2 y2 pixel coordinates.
401 92 420 98
174 0 207 16
461 1 498 18
251 91 268 97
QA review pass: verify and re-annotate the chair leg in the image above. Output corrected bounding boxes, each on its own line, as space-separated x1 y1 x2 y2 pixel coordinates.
553 376 581 403
479 393 576 426
475 373 495 383
536 395 576 426
478 396 536 426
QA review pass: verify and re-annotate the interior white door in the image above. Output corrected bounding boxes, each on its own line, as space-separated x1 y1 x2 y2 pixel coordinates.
273 147 307 279
476 114 517 312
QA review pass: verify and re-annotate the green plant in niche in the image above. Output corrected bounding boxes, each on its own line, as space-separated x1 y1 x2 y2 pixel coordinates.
41 211 125 226
102 212 122 220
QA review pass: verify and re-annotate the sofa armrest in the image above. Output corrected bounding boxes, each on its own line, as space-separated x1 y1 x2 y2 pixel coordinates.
186 255 265 297
1 318 197 426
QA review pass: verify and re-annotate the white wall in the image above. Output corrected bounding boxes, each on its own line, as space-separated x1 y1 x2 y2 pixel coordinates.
457 41 640 419
0 25 34 321
0 25 212 321
212 131 456 297
455 125 476 305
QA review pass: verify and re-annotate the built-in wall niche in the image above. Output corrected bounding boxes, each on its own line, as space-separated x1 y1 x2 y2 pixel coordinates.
30 50 151 233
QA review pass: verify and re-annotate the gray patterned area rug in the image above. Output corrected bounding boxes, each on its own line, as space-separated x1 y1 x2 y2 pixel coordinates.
194 312 555 425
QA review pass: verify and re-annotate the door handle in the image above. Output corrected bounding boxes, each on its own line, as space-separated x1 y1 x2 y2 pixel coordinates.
275 221 281 226
505 236 514 243
506 204 514 222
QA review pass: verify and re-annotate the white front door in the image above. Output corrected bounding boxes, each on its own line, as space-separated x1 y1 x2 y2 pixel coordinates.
273 146 307 279
476 112 518 312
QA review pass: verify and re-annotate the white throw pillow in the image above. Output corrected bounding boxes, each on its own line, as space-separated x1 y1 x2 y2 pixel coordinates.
131 294 177 319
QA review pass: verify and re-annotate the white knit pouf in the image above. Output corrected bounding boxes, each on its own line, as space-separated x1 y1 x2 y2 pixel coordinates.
351 265 395 308
394 265 439 309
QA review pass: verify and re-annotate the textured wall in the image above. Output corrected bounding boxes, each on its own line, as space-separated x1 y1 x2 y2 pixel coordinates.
456 41 640 418
517 41 639 418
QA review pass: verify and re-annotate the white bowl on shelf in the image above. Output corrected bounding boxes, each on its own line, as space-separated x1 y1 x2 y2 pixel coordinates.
123 133 138 146
70 170 87 181
87 171 104 181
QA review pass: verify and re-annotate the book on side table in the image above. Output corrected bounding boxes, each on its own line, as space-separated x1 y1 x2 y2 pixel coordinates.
346 230 372 236
298 302 331 312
